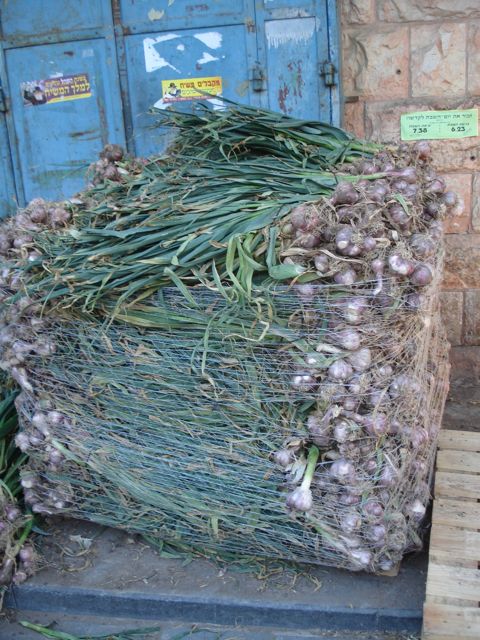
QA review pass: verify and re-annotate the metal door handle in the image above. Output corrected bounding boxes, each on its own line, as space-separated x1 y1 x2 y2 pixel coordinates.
320 61 336 87
251 63 265 92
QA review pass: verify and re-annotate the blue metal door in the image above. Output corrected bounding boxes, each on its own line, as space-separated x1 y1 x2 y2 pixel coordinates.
0 0 339 209
117 0 259 157
255 0 340 123
0 0 126 206
116 0 339 157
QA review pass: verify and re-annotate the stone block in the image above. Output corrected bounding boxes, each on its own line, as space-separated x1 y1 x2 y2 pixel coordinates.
411 23 466 98
378 0 480 22
464 289 480 345
439 291 464 346
468 23 480 100
342 27 409 99
341 0 375 25
429 136 480 174
364 101 430 141
449 346 480 384
443 234 480 289
472 173 480 232
343 100 365 138
363 99 480 162
442 173 472 234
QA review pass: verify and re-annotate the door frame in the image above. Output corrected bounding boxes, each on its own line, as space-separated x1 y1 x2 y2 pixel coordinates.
0 43 23 211
0 98 17 216
326 0 342 127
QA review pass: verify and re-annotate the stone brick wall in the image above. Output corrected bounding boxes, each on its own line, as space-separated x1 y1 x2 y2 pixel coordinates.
340 0 480 382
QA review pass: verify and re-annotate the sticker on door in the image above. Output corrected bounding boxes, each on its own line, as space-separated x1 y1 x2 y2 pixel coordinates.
20 73 91 107
161 76 222 102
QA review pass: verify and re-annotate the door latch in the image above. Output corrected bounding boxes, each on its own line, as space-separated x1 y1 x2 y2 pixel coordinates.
0 86 7 113
320 61 336 87
251 63 265 92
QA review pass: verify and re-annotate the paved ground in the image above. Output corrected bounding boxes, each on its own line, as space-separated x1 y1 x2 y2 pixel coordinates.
443 380 480 432
0 612 420 640
3 517 427 634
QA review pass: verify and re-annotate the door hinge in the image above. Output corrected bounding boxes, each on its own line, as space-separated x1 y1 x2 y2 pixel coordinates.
251 62 266 92
0 86 7 113
320 61 336 87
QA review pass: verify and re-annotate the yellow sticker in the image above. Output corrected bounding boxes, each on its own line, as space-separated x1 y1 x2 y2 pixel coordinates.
161 76 222 103
21 74 91 107
400 109 478 141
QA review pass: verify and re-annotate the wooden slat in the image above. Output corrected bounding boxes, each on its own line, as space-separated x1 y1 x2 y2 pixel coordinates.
438 430 480 452
424 636 479 640
426 594 476 607
432 498 480 530
423 430 480 639
429 525 480 564
436 450 480 473
423 602 480 638
426 564 480 602
435 471 480 500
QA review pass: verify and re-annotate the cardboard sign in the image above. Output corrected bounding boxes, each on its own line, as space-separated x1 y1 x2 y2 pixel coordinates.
400 109 478 141
21 74 91 107
161 76 222 103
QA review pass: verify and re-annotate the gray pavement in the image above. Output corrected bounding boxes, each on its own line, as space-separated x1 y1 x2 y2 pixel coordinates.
0 611 420 639
4 519 426 635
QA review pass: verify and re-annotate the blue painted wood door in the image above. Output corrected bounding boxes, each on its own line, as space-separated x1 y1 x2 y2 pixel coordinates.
5 40 126 203
0 0 339 211
118 0 259 157
255 0 339 122
117 0 340 157
0 0 126 208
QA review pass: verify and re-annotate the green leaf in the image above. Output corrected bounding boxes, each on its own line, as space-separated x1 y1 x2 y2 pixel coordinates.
164 268 199 307
268 263 305 280
19 622 80 640
266 226 278 268
392 193 410 213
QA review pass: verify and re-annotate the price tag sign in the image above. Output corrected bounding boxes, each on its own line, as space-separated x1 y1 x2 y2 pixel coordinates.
400 109 478 141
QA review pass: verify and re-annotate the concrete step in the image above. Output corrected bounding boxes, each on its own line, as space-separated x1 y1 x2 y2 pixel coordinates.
4 519 426 636
0 611 420 640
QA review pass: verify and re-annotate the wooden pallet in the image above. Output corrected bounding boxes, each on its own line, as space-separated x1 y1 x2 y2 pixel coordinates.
423 429 480 640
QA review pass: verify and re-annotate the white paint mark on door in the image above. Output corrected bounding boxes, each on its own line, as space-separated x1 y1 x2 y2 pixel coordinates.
197 52 219 65
209 97 225 110
194 32 222 49
153 95 224 111
265 18 315 49
143 34 181 73
148 8 165 21
270 8 310 19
